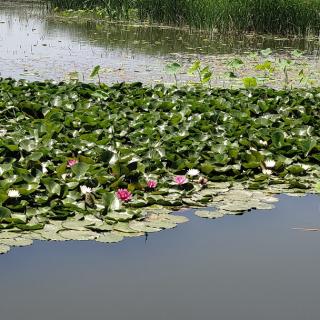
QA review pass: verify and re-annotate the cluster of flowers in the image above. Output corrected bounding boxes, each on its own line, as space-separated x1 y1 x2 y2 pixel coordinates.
6 163 208 201
66 161 207 203
114 169 207 202
5 158 278 202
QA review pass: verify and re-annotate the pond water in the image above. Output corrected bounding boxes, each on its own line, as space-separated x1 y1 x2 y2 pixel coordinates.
1 0 320 85
0 195 320 320
1 2 320 319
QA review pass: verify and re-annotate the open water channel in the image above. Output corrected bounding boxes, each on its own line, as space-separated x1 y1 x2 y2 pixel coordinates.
1 0 320 85
1 1 320 319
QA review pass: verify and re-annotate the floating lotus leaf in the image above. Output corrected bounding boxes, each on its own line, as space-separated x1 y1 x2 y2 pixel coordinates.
0 232 20 239
113 222 137 233
258 195 279 203
0 244 10 254
0 238 33 247
86 223 114 232
117 231 144 238
96 232 124 243
59 230 98 241
84 215 104 224
128 221 161 233
62 220 94 230
145 220 177 229
219 202 252 212
39 231 67 241
254 202 275 210
161 214 189 224
194 210 225 219
107 211 133 222
21 232 45 241
225 190 253 200
43 223 61 232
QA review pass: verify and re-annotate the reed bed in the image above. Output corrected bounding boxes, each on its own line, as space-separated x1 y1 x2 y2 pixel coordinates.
48 0 320 34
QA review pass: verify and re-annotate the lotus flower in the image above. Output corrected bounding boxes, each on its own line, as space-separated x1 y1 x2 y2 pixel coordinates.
80 185 92 194
147 180 157 189
264 159 276 168
67 159 78 167
7 189 20 198
116 189 132 202
262 169 272 175
187 169 200 177
174 175 188 185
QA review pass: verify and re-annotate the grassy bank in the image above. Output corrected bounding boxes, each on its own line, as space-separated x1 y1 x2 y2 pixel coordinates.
47 0 320 34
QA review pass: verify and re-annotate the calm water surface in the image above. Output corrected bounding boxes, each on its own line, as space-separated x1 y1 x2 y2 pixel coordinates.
1 1 320 84
1 3 320 319
0 195 320 320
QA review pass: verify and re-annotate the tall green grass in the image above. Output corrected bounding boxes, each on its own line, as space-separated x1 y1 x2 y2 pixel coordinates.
48 0 320 34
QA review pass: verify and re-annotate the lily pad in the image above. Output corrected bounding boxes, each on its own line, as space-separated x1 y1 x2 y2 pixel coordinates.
128 221 161 233
0 238 33 247
194 210 225 219
59 230 97 241
0 244 10 254
96 232 124 243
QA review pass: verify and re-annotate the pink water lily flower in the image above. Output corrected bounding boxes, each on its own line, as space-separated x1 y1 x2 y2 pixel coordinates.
116 189 132 202
67 159 78 167
147 180 157 189
174 175 188 185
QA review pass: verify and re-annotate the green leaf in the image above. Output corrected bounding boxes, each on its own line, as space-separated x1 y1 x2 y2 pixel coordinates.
165 62 181 75
242 77 257 89
71 162 90 177
0 207 11 218
43 180 61 196
102 192 121 212
271 130 285 148
90 65 101 78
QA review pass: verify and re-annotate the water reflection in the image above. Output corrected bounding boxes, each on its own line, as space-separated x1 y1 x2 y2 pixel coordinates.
45 18 320 56
0 1 319 84
0 195 319 320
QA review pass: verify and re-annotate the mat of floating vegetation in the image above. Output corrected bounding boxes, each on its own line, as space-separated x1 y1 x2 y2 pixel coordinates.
0 79 320 254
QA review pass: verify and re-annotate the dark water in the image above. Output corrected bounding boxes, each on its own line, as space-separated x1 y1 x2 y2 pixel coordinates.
1 1 320 84
1 195 320 320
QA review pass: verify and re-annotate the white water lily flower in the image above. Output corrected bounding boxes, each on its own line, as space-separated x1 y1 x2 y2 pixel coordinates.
262 169 273 175
187 169 200 177
80 185 92 194
8 189 21 198
259 140 268 146
41 165 48 174
264 160 276 168
0 129 7 137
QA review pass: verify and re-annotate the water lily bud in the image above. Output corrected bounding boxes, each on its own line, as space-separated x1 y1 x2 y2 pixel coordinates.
198 176 208 186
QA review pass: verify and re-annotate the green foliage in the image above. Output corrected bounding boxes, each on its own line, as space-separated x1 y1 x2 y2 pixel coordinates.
48 0 320 35
90 65 101 79
0 78 320 253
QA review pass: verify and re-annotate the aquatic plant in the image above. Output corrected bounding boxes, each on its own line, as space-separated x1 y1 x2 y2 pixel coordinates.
48 0 320 35
0 78 320 254
116 189 132 202
146 180 157 189
174 176 189 185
